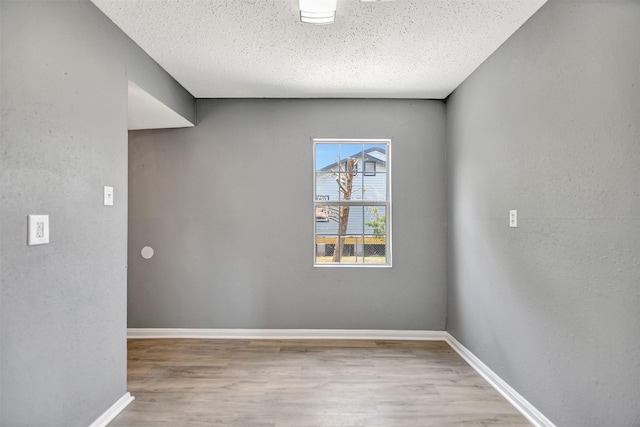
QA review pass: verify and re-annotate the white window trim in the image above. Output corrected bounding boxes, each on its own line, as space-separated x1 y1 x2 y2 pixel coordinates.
313 138 392 268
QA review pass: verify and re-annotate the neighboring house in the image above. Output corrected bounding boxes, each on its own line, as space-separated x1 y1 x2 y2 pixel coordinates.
315 147 388 257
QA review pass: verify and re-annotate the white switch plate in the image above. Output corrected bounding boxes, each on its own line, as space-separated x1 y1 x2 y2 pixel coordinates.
104 186 114 206
28 214 50 245
509 210 518 228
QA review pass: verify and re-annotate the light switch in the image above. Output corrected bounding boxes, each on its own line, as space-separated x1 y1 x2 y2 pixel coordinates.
509 210 518 228
104 186 114 206
28 214 49 245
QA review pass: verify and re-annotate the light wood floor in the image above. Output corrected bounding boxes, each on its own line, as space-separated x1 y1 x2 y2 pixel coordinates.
110 339 531 426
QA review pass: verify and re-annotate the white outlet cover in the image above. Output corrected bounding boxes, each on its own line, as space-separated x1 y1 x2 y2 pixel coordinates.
28 214 50 245
509 210 518 228
104 186 114 206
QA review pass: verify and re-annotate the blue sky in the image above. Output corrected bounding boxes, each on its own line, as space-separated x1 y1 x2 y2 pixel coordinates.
315 143 386 170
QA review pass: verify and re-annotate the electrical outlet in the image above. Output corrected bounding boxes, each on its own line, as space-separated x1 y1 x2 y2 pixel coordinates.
28 215 49 245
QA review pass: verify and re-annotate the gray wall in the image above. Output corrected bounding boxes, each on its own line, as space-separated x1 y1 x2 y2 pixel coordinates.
446 1 640 426
0 2 194 426
128 99 447 329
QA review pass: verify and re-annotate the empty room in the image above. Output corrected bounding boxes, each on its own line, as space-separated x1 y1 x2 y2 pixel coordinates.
1 0 638 426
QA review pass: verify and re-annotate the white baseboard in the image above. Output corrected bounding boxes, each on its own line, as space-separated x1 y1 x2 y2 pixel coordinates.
445 333 555 427
89 392 134 427
127 328 446 341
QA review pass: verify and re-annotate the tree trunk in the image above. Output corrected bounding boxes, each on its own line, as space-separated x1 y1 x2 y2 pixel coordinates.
333 158 356 262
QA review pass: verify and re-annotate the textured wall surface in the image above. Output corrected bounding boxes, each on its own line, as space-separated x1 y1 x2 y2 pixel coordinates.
446 1 640 426
0 2 193 426
128 99 447 330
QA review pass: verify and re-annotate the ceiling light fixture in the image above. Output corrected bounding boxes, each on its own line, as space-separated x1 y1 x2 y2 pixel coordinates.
299 0 337 25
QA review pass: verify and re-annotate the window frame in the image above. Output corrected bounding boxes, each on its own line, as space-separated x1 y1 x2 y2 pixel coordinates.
313 138 392 268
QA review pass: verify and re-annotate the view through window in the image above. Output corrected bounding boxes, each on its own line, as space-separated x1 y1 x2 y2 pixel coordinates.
314 139 391 266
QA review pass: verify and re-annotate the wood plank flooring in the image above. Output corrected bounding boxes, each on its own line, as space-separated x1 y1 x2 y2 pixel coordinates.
110 339 531 426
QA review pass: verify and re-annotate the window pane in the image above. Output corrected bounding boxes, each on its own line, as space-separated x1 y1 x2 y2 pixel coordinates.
315 205 338 233
364 206 387 236
363 143 387 164
364 205 387 264
364 242 387 264
363 144 386 200
363 172 386 201
344 144 365 202
316 144 341 171
337 172 362 201
315 172 340 199
315 235 337 264
343 235 365 264
342 206 363 235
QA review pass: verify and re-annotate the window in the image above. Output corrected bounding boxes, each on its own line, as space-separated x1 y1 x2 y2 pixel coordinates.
314 139 391 266
364 161 376 176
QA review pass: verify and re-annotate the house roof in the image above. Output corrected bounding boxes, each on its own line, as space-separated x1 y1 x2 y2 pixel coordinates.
319 147 386 172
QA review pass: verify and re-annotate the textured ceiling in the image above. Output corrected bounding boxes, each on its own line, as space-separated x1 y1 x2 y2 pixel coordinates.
93 0 547 99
